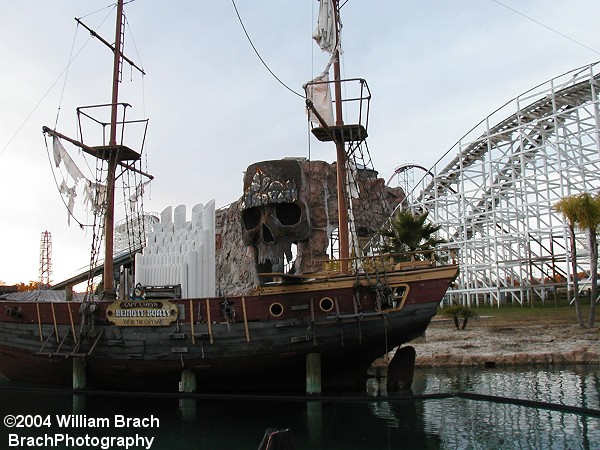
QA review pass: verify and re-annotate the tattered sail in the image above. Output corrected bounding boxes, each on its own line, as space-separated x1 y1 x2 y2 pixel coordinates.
313 0 337 53
58 180 77 225
305 73 334 126
52 135 108 221
306 0 339 127
53 136 84 184
83 180 107 213
129 180 151 208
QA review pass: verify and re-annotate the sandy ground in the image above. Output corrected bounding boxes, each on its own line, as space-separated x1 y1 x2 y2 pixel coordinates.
409 317 600 367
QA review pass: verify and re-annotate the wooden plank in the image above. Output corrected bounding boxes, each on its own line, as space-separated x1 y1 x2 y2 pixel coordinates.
67 303 77 344
50 304 59 343
189 300 195 345
241 297 250 343
206 299 213 344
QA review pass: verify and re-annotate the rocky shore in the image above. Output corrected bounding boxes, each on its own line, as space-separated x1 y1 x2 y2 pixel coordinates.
410 317 600 368
371 315 600 375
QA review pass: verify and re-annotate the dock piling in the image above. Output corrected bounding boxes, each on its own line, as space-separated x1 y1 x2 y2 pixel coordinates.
306 353 321 395
72 357 86 390
179 369 197 393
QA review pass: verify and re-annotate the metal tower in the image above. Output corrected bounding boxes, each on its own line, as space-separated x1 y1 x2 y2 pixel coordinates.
408 63 600 306
39 231 52 288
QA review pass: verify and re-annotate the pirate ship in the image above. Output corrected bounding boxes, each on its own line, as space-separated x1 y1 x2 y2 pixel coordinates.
0 0 458 393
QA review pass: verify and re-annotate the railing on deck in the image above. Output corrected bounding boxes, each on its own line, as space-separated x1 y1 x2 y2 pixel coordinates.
320 249 458 275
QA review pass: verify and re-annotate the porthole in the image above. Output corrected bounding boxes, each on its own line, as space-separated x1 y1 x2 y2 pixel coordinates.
319 297 335 312
269 302 284 317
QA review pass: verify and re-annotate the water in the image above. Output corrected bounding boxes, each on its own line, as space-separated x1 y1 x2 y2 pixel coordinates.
0 365 598 449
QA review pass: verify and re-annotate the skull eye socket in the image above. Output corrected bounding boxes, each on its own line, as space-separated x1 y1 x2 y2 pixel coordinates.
276 203 302 226
242 207 261 230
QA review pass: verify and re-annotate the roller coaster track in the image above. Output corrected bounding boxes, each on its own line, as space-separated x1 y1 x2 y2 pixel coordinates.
411 63 600 305
420 69 600 203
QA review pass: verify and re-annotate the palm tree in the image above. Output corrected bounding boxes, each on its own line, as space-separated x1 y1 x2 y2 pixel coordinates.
554 193 600 328
554 195 584 327
573 193 600 328
380 209 445 261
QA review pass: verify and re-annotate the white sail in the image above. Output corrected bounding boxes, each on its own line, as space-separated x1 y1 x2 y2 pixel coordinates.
313 0 337 53
305 73 334 126
52 136 84 184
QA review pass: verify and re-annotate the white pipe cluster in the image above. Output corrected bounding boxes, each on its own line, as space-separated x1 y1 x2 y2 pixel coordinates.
134 200 216 298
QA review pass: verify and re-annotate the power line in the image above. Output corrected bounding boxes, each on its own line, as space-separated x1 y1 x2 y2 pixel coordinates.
0 6 115 160
230 0 305 98
490 0 600 56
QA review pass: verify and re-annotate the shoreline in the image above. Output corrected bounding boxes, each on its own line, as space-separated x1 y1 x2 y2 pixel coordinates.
412 317 600 367
373 316 599 373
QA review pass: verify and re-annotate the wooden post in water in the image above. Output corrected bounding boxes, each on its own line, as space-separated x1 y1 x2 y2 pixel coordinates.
72 357 86 390
180 369 197 393
306 353 321 395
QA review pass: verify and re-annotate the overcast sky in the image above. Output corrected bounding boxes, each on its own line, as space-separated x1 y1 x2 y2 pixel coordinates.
1 0 599 286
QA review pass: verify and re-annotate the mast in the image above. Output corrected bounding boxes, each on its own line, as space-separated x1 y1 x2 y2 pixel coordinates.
332 0 350 274
103 0 125 297
306 0 370 274
43 0 148 299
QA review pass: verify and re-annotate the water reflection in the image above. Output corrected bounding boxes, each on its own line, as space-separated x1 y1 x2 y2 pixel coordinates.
0 366 598 449
393 366 599 450
412 365 600 411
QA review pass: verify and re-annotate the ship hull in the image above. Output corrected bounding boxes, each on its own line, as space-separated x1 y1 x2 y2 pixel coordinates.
0 264 458 393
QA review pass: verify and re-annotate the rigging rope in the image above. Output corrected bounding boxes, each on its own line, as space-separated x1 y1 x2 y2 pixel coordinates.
87 154 108 295
121 158 147 261
344 139 394 258
54 21 81 130
230 0 305 98
123 14 146 76
0 6 115 161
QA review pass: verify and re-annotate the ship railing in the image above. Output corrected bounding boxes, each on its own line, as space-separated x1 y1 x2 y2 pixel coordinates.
320 248 458 275
76 102 149 161
304 77 371 143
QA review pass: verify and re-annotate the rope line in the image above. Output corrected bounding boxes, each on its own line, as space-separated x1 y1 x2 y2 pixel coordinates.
230 0 304 98
0 6 114 160
54 22 81 130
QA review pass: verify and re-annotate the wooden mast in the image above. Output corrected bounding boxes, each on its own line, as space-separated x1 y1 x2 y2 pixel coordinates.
332 0 350 274
42 0 148 298
103 0 125 297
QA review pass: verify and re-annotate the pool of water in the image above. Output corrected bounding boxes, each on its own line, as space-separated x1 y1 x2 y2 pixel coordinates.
0 365 598 449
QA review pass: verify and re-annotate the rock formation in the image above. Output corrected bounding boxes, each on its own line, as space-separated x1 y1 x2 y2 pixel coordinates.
215 158 404 296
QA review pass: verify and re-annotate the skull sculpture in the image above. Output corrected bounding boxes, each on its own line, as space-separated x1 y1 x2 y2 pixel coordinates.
241 160 310 272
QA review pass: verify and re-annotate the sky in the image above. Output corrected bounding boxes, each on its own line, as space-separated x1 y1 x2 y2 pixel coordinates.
1 0 599 286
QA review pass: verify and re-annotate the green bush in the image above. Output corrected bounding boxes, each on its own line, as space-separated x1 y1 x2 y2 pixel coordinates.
439 305 479 330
